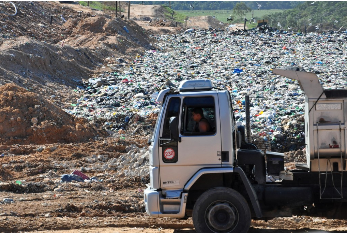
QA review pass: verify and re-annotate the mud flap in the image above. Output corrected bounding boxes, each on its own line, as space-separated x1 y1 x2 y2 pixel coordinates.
233 167 262 218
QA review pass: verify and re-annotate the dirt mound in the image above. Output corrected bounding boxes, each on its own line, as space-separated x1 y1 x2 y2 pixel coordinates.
0 2 154 105
0 1 88 44
74 16 107 33
0 36 99 85
126 4 165 19
148 19 178 27
186 16 227 29
0 83 105 145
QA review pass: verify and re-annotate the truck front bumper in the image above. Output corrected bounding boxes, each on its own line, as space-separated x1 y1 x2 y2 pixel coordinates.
144 187 188 218
144 187 161 217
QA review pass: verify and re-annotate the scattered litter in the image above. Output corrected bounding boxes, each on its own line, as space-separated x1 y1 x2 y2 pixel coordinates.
72 170 90 180
61 174 84 183
66 28 346 153
2 198 14 204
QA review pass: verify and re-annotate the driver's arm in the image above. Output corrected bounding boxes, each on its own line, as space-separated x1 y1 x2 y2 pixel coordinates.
199 121 210 132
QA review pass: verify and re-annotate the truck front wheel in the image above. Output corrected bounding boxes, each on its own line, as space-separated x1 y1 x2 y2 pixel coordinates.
192 187 251 233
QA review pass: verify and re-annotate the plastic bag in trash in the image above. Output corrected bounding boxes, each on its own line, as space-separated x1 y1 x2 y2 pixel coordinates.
61 174 84 182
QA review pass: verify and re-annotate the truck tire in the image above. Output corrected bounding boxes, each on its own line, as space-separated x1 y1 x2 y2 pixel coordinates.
192 187 251 233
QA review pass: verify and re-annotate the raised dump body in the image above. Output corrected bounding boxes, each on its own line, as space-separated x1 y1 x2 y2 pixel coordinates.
308 89 347 172
272 68 347 172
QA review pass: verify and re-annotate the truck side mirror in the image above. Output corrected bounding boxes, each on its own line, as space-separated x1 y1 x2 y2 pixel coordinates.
169 116 179 141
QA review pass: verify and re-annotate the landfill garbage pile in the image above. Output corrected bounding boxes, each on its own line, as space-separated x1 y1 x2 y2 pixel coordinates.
0 83 106 145
68 28 347 153
0 1 154 106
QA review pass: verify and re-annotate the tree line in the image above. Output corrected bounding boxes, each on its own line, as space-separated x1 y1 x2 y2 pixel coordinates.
139 1 301 10
262 1 347 31
129 1 347 31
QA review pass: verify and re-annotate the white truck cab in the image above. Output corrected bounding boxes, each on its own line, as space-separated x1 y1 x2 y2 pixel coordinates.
144 73 347 233
145 79 235 215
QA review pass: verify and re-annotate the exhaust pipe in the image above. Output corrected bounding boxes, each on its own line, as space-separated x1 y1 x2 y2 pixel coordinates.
245 95 251 143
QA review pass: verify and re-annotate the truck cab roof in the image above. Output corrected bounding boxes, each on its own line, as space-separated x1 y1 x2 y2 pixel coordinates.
156 79 226 104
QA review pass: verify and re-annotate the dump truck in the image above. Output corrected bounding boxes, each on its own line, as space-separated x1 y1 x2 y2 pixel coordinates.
257 19 268 27
144 67 347 232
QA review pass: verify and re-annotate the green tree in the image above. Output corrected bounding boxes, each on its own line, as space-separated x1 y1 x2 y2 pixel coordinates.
263 1 346 31
233 2 252 20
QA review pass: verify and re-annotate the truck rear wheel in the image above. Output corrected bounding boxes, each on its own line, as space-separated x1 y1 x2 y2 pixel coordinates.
192 187 251 233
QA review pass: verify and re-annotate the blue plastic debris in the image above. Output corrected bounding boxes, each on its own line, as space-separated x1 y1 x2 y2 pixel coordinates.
233 68 243 74
61 174 84 183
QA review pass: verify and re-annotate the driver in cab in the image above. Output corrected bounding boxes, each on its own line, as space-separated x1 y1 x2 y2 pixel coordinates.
192 108 210 133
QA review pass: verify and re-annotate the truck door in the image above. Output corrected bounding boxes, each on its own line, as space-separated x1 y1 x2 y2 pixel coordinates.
159 95 222 190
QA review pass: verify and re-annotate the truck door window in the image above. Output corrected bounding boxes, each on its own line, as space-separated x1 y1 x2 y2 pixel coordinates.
181 96 216 136
162 97 181 138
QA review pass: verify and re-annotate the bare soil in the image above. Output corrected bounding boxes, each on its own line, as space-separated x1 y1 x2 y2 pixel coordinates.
0 1 154 107
0 83 106 145
0 2 347 233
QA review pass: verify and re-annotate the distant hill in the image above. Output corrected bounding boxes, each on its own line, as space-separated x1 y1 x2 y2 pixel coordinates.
141 1 302 10
262 1 347 31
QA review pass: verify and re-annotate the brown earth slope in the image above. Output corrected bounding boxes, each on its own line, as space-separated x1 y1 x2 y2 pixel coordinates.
0 1 154 106
0 83 105 145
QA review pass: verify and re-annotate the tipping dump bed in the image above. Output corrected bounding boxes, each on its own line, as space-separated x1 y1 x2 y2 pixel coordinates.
272 68 347 172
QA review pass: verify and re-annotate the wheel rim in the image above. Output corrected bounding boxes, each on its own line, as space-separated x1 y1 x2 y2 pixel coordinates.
206 202 238 232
